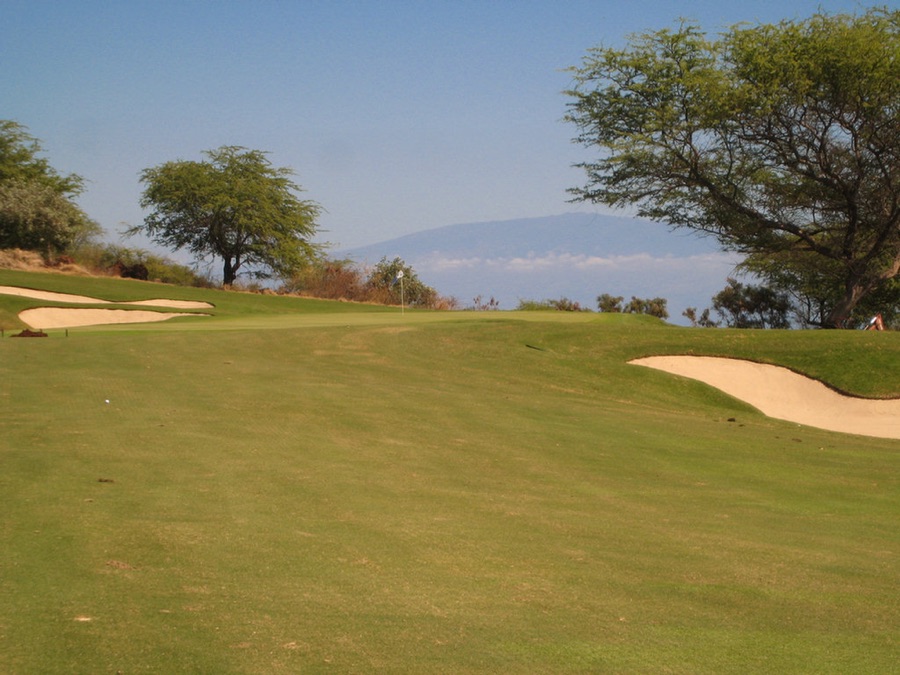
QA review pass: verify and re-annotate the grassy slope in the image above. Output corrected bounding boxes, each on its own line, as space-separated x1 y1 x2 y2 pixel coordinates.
1 272 898 673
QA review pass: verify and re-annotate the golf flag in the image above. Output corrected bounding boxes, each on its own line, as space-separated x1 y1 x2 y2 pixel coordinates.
391 270 405 287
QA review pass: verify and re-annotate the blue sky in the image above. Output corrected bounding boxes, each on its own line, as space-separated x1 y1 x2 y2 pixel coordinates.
2 0 884 252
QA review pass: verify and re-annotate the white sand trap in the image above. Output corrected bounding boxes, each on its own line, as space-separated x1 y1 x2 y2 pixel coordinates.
631 356 900 440
1 284 213 328
18 307 205 329
0 285 213 309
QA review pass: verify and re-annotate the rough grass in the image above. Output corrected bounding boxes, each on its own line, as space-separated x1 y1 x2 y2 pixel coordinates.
0 272 898 673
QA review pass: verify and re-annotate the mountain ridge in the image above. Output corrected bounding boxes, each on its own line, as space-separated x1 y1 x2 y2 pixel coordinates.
339 213 739 320
341 212 719 261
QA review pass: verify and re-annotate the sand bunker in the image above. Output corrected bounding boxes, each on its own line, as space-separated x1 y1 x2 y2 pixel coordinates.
18 307 202 328
0 285 212 329
0 285 213 309
631 356 899 440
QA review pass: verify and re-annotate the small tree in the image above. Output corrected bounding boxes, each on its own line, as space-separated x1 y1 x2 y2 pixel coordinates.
683 307 718 328
470 295 501 311
596 293 624 313
598 293 668 318
366 257 437 308
136 146 322 285
624 296 668 319
710 278 791 329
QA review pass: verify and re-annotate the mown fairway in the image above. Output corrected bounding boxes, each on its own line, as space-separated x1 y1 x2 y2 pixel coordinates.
1 272 898 673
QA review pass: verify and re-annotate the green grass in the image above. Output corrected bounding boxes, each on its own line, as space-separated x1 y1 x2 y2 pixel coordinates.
1 271 898 673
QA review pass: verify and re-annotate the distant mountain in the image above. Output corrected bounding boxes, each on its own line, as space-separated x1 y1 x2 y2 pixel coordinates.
339 213 741 322
342 212 713 260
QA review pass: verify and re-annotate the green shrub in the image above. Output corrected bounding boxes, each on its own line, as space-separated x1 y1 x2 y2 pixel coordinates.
517 297 588 311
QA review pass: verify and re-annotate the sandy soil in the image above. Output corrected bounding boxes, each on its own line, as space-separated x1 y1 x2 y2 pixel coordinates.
631 356 899 440
0 285 212 329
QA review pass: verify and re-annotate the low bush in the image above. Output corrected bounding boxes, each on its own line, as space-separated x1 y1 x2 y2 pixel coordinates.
69 243 213 287
283 256 457 309
517 297 588 311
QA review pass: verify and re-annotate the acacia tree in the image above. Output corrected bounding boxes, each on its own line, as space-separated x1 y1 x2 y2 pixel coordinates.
0 120 98 254
136 146 322 285
566 9 900 327
0 120 83 195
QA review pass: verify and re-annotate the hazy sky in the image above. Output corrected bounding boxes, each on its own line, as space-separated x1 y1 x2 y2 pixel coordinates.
3 0 883 251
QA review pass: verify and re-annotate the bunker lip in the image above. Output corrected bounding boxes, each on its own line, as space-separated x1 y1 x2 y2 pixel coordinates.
630 355 900 440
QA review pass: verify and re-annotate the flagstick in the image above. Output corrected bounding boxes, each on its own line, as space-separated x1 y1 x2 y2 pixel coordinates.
400 275 405 314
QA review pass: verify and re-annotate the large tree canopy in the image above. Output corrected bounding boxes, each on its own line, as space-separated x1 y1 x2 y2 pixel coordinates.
0 120 84 196
0 120 97 254
0 180 99 253
566 9 900 327
136 146 322 285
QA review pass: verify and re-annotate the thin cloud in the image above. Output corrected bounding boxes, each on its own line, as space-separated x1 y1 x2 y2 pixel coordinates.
419 251 737 274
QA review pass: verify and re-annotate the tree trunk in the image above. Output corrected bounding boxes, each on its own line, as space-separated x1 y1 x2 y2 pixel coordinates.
825 282 868 328
223 257 236 286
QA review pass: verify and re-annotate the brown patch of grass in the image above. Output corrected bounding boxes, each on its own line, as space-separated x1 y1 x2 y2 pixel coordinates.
106 560 137 570
0 248 94 275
